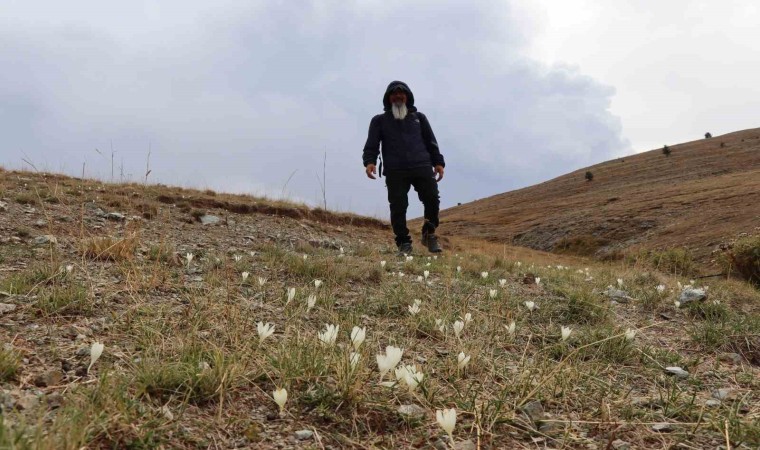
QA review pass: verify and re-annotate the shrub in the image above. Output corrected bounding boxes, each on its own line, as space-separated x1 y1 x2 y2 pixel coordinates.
725 236 760 285
662 145 671 156
641 248 694 276
705 132 712 138
585 171 594 181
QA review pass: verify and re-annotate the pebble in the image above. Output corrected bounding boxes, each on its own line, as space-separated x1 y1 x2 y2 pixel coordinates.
0 201 7 211
520 400 544 423
0 303 16 315
294 429 313 440
652 423 673 432
200 215 220 225
705 399 721 407
397 404 426 420
611 439 630 450
679 288 707 304
664 366 689 379
711 388 733 400
454 439 476 450
31 235 57 245
105 212 126 221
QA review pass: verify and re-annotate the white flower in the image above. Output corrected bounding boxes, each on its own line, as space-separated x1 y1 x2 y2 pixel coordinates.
506 321 516 336
376 346 404 379
524 301 536 312
249 251 257 257
436 408 457 440
625 328 637 341
241 271 250 281
481 271 489 279
405 370 424 392
257 322 275 342
406 255 413 262
452 320 465 338
457 352 471 370
408 303 421 315
561 326 572 341
516 262 522 267
318 324 339 346
677 281 682 289
499 279 507 287
617 278 624 287
88 342 104 373
258 277 267 286
314 279 323 288
306 294 317 312
456 266 462 273
349 352 361 369
433 255 438 260
535 277 541 285
350 326 366 350
656 284 666 293
463 313 472 323
340 247 345 254
489 289 497 298
234 255 243 262
303 254 308 260
398 272 405 278
674 301 681 308
65 264 74 273
423 270 430 279
416 275 424 283
185 253 194 265
425 262 431 267
380 260 387 268
273 388 288 412
286 287 296 303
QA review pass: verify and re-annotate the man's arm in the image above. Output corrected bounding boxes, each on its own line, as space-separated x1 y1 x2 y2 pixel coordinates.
362 115 382 167
419 113 445 168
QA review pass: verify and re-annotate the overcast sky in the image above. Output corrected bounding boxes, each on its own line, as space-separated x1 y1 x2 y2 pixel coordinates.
2 1 758 219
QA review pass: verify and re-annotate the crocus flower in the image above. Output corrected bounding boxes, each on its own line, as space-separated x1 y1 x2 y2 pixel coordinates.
436 408 457 441
499 279 507 287
234 255 242 262
350 352 361 369
408 303 421 315
314 279 322 288
381 260 387 268
318 324 339 346
350 326 366 350
257 322 275 342
416 275 424 283
456 266 461 273
376 346 404 379
524 301 536 312
457 352 471 370
535 277 541 285
516 262 522 267
241 271 250 281
303 254 308 260
617 278 624 287
88 342 104 373
463 313 472 323
489 289 497 298
625 328 636 341
481 271 489 279
273 388 287 412
435 319 445 334
406 256 413 262
561 326 572 341
423 270 430 279
258 277 267 286
65 265 74 273
452 320 465 338
506 321 516 336
306 294 317 312
286 287 296 303
656 284 666 293
185 253 194 266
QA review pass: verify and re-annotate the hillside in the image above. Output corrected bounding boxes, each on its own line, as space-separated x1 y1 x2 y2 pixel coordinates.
430 128 760 271
1 168 759 449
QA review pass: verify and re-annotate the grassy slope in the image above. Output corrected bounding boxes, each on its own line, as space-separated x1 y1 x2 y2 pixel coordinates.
0 168 759 449
428 128 760 272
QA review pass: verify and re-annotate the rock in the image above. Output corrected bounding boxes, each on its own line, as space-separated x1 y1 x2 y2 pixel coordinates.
105 212 126 221
432 438 449 450
705 399 721 407
46 393 64 409
75 345 90 357
679 288 707 305
604 286 633 303
34 219 47 228
397 404 426 420
454 439 476 450
0 201 7 211
294 429 313 440
718 353 742 365
711 388 734 401
200 215 220 225
0 303 16 315
520 400 544 423
31 235 57 245
664 366 689 379
611 439 630 450
34 369 63 387
651 423 673 432
16 393 39 411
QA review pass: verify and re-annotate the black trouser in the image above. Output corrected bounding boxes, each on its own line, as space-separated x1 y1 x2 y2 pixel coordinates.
385 166 440 246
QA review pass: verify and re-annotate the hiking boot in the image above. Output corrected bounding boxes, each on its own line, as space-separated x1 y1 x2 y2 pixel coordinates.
397 242 413 256
421 233 442 253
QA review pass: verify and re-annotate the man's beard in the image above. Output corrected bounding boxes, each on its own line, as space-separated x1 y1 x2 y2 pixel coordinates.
392 102 408 120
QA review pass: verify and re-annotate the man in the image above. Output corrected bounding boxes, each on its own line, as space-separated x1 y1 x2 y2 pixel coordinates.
362 80 445 255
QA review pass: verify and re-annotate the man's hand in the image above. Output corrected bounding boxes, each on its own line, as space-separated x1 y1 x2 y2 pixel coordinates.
365 164 377 179
434 165 444 182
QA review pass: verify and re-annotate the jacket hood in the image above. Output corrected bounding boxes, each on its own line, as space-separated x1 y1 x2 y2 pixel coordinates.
383 80 417 112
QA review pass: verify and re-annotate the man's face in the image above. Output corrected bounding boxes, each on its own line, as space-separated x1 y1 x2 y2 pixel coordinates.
389 89 407 105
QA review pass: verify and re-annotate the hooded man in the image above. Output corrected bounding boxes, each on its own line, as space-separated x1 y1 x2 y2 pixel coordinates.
362 81 445 255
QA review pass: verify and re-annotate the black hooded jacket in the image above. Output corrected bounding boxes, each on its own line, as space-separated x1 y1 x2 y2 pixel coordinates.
362 81 445 175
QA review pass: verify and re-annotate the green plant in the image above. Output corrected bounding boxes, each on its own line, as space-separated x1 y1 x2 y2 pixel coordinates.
725 235 760 285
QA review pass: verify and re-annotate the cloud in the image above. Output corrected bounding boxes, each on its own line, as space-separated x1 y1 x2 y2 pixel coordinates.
0 0 628 218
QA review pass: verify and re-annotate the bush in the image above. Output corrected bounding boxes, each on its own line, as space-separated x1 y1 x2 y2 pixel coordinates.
640 248 694 276
705 132 712 138
585 171 594 181
726 236 760 285
662 145 671 156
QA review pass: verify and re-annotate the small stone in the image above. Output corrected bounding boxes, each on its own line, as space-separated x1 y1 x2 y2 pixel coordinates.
0 303 16 315
397 404 426 420
611 439 630 450
520 400 544 423
665 366 689 379
75 345 90 356
32 235 57 245
679 288 707 304
652 423 673 432
34 219 47 227
711 388 733 400
199 215 220 225
0 201 7 211
705 399 721 407
34 369 63 387
16 394 39 411
604 287 633 303
454 439 476 450
294 429 313 440
46 393 64 409
105 212 126 221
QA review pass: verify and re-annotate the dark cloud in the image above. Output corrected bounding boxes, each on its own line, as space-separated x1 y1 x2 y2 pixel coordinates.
0 1 629 219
